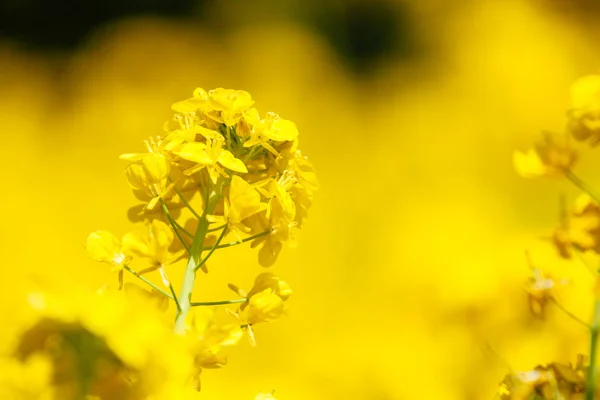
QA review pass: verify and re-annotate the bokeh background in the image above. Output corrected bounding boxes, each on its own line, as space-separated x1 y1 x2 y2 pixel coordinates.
3 0 600 398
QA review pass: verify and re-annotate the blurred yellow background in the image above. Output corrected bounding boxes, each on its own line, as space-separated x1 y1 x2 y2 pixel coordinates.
3 0 600 398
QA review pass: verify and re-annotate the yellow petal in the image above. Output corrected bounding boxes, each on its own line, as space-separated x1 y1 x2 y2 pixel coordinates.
258 240 283 268
141 154 170 183
86 231 124 265
228 176 265 223
124 163 147 191
246 289 285 324
217 150 248 173
171 97 205 113
174 142 213 165
248 272 292 301
150 219 175 254
122 232 151 258
266 115 298 142
513 150 547 178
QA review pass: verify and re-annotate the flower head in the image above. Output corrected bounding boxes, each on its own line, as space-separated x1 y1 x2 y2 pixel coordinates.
567 74 600 146
513 131 577 179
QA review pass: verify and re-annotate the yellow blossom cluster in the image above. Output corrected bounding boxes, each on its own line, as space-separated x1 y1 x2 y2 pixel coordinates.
506 74 600 399
498 356 589 400
1 87 315 398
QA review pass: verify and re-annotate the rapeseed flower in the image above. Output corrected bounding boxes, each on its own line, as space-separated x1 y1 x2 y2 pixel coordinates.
3 289 195 399
82 85 317 396
567 74 600 146
513 131 577 179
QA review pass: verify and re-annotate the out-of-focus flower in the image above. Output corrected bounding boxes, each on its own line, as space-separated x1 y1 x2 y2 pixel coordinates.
0 355 53 399
2 289 195 400
525 268 563 318
185 307 243 376
553 193 600 259
86 230 129 271
513 131 577 178
567 74 600 146
255 392 277 400
498 356 587 399
86 230 132 289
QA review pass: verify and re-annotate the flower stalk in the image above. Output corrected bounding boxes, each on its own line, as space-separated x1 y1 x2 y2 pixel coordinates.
174 179 223 334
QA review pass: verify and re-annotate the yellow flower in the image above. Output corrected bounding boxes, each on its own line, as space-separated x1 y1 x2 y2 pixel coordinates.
228 274 291 344
124 152 173 211
208 88 255 127
255 392 277 400
244 272 292 304
171 87 255 128
513 131 577 178
499 357 587 399
5 289 195 399
86 230 132 288
288 150 319 227
553 193 600 258
122 219 176 276
244 111 298 157
173 138 247 183
245 289 285 325
186 308 243 371
0 355 53 400
86 230 128 270
567 74 600 146
208 175 267 238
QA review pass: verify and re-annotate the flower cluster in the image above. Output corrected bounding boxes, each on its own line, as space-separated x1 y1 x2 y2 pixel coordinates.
506 74 600 399
2 87 317 398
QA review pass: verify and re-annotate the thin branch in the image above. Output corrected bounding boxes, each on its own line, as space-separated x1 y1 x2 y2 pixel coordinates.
190 298 247 307
123 265 174 300
215 229 271 250
194 226 228 272
160 199 191 252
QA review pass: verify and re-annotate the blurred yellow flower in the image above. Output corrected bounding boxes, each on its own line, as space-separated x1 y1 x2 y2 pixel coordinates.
513 131 577 178
86 230 128 271
255 392 277 400
0 355 53 399
553 193 600 258
3 289 195 399
499 356 588 399
568 74 600 146
186 307 243 371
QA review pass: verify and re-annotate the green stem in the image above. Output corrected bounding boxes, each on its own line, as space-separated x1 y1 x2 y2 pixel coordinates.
174 179 223 334
586 298 600 400
171 182 202 221
565 170 600 204
123 265 174 300
214 229 271 250
160 199 190 252
190 298 247 307
208 224 227 233
168 283 182 312
194 226 228 272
